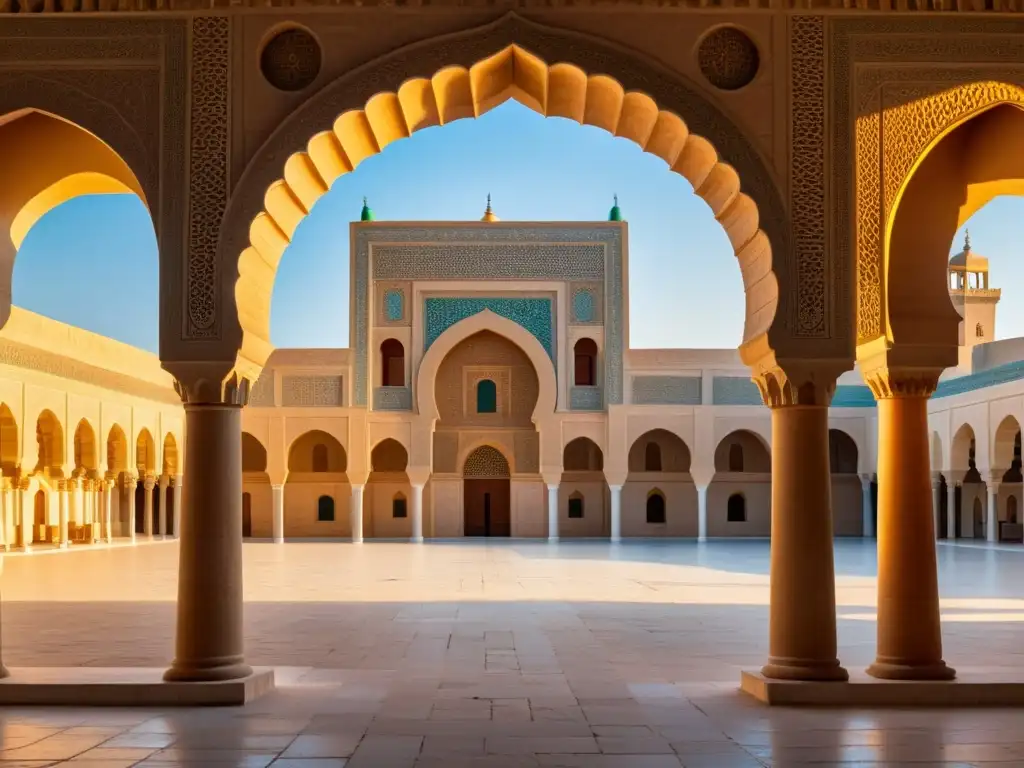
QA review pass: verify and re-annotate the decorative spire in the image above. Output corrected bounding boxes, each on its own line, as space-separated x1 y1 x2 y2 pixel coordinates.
481 193 499 222
964 229 971 252
608 193 623 222
360 196 375 222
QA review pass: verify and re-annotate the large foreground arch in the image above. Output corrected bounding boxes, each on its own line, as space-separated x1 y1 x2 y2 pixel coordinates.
221 13 788 383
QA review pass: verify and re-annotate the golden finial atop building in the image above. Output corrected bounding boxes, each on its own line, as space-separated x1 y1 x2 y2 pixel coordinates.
481 194 500 222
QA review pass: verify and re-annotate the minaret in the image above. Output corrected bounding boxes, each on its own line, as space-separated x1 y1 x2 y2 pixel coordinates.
949 230 1001 372
480 194 499 222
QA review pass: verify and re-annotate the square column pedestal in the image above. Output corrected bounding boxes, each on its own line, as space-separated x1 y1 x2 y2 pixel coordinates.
0 668 275 706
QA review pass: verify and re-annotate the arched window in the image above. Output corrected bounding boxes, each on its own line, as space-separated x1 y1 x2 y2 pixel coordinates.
644 442 662 472
381 339 405 387
728 443 744 473
312 443 329 473
392 493 408 519
646 491 666 524
1008 496 1019 524
317 495 335 522
727 494 746 522
574 338 598 387
476 379 498 414
568 491 584 519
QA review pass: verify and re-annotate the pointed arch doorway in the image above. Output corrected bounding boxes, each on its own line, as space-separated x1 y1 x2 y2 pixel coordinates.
463 446 511 537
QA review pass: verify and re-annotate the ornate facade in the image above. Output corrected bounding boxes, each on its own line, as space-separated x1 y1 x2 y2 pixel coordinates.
3 1 1024 687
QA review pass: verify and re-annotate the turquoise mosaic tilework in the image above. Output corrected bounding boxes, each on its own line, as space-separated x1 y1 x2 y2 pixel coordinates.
573 290 595 323
384 290 403 322
933 360 1024 399
632 376 702 405
424 297 555 361
570 386 603 411
832 385 876 408
712 377 763 406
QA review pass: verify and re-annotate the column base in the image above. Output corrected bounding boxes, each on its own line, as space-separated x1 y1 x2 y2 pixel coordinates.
610 536 621 544
351 537 363 544
547 536 558 543
58 542 70 550
163 659 254 683
866 660 956 681
762 658 849 682
411 536 424 543
273 537 284 544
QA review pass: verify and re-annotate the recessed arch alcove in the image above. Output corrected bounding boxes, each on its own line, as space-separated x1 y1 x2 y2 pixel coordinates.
219 13 789 384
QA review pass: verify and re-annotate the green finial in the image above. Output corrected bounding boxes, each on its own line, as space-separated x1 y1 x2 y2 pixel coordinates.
608 193 623 222
360 196 375 222
964 229 971 251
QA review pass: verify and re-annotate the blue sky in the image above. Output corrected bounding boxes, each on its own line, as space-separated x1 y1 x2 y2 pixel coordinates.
12 100 1024 354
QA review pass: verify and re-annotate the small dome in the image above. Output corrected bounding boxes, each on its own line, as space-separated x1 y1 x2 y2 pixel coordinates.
360 197 375 222
608 194 623 222
949 230 988 272
481 194 499 222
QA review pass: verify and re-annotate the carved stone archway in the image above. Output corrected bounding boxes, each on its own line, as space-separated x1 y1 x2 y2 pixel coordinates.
218 13 790 384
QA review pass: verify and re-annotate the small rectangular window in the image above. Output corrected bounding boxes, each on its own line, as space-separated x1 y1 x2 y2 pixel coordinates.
568 497 584 519
393 498 407 518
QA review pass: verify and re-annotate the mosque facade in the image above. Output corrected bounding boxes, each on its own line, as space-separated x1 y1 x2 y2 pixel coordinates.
236 201 1024 546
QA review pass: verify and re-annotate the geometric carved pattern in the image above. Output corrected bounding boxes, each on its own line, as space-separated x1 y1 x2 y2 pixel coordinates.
570 386 603 411
374 244 605 281
790 16 828 338
248 371 275 407
384 289 404 322
572 289 595 324
514 431 540 474
463 445 510 478
632 376 702 406
186 16 229 339
697 26 760 92
260 26 321 93
373 386 412 411
281 376 343 407
712 376 764 406
424 298 555 361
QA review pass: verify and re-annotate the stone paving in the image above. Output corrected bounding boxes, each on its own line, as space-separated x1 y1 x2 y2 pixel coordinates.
1 539 1024 766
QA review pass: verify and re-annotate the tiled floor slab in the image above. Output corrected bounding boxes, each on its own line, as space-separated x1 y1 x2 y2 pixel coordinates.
0 539 1023 765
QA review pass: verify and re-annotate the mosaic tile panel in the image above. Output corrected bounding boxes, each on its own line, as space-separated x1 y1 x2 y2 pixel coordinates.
373 386 412 411
832 385 876 408
570 386 604 411
632 376 702 406
573 289 595 323
354 226 624 408
384 290 404 322
712 376 763 406
248 370 275 407
373 244 605 282
281 375 344 407
463 445 510 478
425 298 555 361
933 360 1024 399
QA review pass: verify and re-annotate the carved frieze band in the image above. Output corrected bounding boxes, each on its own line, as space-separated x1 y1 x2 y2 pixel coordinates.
790 15 828 338
186 16 229 340
832 17 1024 345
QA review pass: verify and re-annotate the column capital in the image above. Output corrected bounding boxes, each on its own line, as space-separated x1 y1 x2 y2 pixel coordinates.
749 357 848 408
157 474 170 488
407 466 431 487
603 469 628 487
541 467 562 486
862 366 941 400
124 474 138 490
172 473 183 487
270 482 284 491
144 476 156 491
859 473 874 488
162 360 252 406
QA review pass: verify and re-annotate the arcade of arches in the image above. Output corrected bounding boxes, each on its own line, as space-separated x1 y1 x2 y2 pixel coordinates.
6 6 1024 694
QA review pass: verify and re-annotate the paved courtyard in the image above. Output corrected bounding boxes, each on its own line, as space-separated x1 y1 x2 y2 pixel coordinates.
1 539 1024 766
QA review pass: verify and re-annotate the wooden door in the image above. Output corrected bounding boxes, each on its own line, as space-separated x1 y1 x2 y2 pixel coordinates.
463 479 510 537
242 492 253 538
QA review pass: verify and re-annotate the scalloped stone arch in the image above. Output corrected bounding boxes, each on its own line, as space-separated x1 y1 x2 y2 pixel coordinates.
221 14 787 382
860 82 1024 349
417 310 556 425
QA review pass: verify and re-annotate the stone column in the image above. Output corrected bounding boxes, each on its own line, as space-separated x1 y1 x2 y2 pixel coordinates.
58 480 70 549
609 484 622 543
931 474 943 540
158 476 168 537
987 475 1000 543
859 474 874 538
143 476 155 538
125 475 137 543
173 474 183 538
947 481 958 540
103 479 114 544
0 554 8 679
271 484 284 543
350 484 364 543
696 484 709 542
1 480 9 551
759 371 847 682
164 400 252 683
865 371 954 681
546 484 559 542
411 484 424 543
16 480 30 551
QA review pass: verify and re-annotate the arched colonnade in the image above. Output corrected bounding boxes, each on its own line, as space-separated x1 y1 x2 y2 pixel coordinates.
0 405 183 551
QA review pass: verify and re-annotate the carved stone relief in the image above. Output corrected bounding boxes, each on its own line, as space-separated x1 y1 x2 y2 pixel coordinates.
696 25 760 92
281 375 344 407
187 16 230 340
832 17 1024 346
